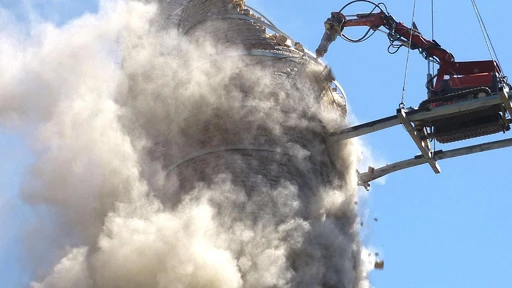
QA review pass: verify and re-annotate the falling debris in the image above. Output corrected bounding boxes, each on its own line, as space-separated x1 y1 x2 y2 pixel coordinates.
374 260 385 270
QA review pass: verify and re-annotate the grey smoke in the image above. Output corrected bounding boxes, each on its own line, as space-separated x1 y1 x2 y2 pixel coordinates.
0 1 374 287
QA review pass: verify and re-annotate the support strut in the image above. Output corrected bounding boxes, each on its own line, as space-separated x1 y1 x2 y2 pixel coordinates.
358 137 512 188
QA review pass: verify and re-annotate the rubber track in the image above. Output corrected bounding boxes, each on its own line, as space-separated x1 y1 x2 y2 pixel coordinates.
435 122 504 143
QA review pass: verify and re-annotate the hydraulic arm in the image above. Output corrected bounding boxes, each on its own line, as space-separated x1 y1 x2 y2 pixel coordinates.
316 10 454 64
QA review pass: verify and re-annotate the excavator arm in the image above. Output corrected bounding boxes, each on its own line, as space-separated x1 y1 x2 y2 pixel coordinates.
316 11 454 64
315 9 508 95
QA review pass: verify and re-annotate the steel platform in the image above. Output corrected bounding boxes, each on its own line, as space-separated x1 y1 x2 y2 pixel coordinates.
329 87 512 190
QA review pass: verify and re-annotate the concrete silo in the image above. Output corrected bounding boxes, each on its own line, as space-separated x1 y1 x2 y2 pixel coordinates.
121 0 366 286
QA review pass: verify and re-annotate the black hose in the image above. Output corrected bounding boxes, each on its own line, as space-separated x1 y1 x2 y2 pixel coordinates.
338 0 386 13
337 0 388 43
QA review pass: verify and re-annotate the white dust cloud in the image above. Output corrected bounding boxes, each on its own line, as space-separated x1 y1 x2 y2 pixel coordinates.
0 1 375 287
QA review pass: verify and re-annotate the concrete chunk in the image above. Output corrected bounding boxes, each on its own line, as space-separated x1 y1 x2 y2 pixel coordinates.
276 34 288 46
374 260 384 270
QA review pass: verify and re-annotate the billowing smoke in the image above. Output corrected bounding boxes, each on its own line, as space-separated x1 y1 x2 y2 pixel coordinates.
0 1 375 287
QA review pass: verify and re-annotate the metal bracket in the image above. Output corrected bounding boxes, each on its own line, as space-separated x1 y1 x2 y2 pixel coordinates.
357 167 374 191
396 107 441 174
499 86 512 117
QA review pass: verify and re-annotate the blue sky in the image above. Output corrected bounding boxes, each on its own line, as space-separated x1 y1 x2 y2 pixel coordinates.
1 0 511 287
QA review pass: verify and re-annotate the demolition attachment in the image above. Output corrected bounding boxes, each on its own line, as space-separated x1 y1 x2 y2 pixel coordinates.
316 12 345 58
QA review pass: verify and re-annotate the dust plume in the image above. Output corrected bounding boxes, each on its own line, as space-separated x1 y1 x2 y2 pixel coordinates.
0 0 374 287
